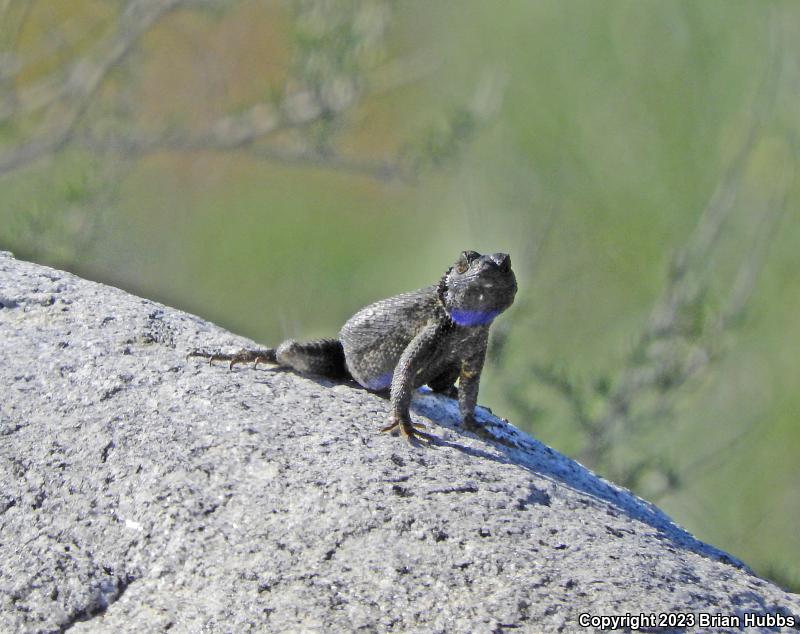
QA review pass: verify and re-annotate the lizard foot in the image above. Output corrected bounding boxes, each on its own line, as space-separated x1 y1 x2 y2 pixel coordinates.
461 415 508 445
187 348 276 370
381 418 434 443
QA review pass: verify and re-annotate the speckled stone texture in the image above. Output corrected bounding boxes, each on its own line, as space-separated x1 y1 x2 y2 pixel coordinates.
1 251 798 633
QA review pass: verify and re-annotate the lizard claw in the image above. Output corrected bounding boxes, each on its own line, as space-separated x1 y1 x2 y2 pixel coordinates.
381 418 435 443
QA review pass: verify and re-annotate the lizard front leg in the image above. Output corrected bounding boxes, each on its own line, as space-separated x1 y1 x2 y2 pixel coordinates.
381 322 446 442
458 339 488 435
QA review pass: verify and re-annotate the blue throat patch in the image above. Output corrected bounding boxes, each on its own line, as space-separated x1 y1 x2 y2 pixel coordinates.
448 308 501 327
362 371 393 391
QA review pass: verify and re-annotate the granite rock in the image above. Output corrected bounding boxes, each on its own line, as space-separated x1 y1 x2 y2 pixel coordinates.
1 251 798 633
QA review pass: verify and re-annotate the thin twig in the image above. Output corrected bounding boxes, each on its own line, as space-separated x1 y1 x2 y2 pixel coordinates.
721 157 792 328
79 126 411 182
578 9 784 468
0 0 186 176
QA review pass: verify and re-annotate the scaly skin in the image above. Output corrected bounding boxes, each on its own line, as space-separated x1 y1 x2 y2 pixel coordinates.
189 251 517 443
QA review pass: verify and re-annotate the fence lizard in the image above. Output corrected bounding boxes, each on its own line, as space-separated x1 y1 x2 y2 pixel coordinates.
189 250 517 442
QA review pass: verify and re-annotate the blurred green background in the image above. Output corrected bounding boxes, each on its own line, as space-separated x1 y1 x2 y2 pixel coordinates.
2 1 798 590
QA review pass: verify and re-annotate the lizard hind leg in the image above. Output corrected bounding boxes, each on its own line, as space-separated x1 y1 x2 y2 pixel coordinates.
275 338 350 380
427 366 460 398
190 338 350 379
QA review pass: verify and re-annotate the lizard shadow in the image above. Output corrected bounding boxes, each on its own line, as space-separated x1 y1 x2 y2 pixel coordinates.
409 389 748 571
242 364 742 570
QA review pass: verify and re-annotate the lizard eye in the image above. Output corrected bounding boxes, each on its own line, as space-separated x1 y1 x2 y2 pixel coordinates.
462 250 480 263
455 250 479 274
453 251 481 274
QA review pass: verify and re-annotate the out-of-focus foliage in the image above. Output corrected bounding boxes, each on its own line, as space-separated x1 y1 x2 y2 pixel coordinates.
1 0 798 592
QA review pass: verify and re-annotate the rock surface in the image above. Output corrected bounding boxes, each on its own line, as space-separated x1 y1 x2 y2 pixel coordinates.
1 250 799 633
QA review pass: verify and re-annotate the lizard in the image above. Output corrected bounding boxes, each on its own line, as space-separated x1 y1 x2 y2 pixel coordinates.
189 250 517 442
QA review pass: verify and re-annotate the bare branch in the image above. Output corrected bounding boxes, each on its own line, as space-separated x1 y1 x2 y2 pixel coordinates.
369 51 442 96
70 64 508 182
0 0 34 90
0 9 113 123
2 0 498 186
648 416 766 502
0 0 187 176
576 8 785 470
247 145 408 182
79 122 410 182
720 155 793 328
529 363 594 434
673 8 782 278
0 0 33 54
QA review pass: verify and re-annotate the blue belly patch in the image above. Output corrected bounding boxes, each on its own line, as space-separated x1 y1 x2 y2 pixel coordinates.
448 308 500 327
362 371 393 391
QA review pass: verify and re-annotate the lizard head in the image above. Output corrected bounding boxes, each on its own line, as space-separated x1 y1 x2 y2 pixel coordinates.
439 250 517 327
